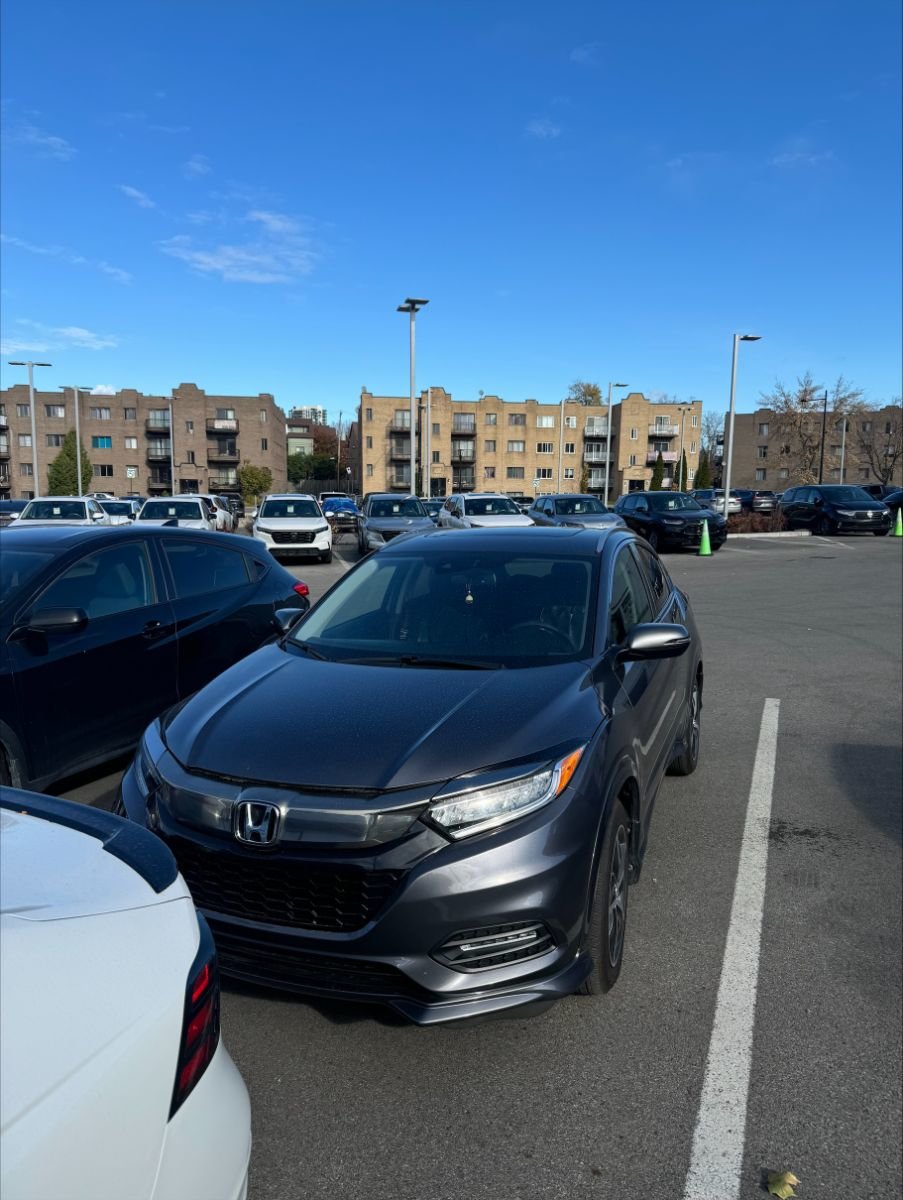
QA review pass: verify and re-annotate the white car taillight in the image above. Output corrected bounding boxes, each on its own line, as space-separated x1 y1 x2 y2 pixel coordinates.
169 915 220 1118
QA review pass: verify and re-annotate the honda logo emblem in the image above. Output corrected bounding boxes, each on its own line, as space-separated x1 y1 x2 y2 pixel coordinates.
233 800 280 846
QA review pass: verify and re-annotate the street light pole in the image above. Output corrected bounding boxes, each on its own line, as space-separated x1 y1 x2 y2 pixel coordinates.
677 404 692 490
604 382 629 504
722 334 762 514
168 400 175 495
8 359 52 494
59 386 92 496
426 386 433 498
817 390 829 483
839 416 847 482
397 298 428 494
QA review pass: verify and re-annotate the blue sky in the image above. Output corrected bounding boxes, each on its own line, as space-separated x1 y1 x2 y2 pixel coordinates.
1 0 900 417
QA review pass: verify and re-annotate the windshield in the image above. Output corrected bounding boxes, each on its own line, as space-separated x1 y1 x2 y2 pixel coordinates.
554 497 607 515
368 498 427 518
0 545 56 603
21 501 88 520
290 550 597 667
260 499 321 519
322 499 357 512
465 497 519 516
100 502 133 515
140 500 203 520
646 493 703 512
820 486 875 502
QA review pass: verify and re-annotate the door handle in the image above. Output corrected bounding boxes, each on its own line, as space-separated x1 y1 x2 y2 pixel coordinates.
142 620 167 640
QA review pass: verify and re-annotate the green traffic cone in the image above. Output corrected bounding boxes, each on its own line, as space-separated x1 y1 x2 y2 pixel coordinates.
894 508 903 537
698 518 712 557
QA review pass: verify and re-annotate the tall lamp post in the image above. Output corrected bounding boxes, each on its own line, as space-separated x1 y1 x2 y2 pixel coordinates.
676 403 693 490
59 386 92 496
816 390 829 483
722 334 762 513
604 381 629 504
397 298 429 494
8 359 52 494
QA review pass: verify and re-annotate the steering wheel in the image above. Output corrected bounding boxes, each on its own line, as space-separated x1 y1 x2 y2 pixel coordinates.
507 621 574 652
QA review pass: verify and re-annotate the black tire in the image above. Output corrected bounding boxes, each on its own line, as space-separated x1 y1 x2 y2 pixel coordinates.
320 549 333 564
874 529 890 537
0 747 11 786
668 674 701 776
815 515 832 536
646 529 660 552
576 799 630 995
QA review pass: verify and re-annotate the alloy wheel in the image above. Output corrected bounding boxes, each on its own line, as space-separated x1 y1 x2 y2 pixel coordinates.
607 826 628 967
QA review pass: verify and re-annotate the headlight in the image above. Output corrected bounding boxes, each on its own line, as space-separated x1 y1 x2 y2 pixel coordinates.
255 525 273 535
315 523 329 533
836 509 855 517
429 748 584 839
662 518 683 526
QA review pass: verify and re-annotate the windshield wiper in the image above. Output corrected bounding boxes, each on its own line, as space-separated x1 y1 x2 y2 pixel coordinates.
293 640 329 660
341 653 502 670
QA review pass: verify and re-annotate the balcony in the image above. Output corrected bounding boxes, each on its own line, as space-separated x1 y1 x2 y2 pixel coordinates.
584 419 611 438
648 423 679 437
209 474 239 489
147 446 173 462
389 441 411 461
583 449 613 463
206 418 239 434
148 475 172 492
0 475 10 491
389 473 412 490
452 470 475 491
451 417 476 436
388 414 411 432
647 450 679 463
0 441 9 461
145 417 171 434
450 449 475 464
207 448 241 465
0 413 8 430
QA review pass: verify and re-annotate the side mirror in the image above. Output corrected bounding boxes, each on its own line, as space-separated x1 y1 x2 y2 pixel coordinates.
17 608 89 637
91 510 106 521
618 622 690 662
813 496 824 506
273 607 306 637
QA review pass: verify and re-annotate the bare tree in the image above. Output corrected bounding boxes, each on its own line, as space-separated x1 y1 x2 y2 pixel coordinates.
761 373 863 484
848 399 903 484
565 381 603 406
700 410 723 457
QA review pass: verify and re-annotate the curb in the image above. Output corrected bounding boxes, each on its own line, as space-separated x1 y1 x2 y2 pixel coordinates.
727 531 812 539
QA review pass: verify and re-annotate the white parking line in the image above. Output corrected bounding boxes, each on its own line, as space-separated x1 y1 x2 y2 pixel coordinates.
683 698 781 1200
811 536 854 550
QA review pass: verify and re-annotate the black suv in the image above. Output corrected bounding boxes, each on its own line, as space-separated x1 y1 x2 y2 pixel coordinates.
778 485 892 535
613 491 727 552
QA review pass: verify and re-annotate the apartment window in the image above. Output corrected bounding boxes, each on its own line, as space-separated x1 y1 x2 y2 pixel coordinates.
485 413 497 425
91 436 112 449
778 468 789 479
536 468 554 479
565 415 577 429
124 436 138 450
564 442 575 454
185 420 194 434
432 422 440 436
507 440 525 453
757 446 768 459
536 442 554 454
124 407 137 421
506 466 525 479
630 427 638 440
365 408 373 421
44 404 65 419
261 438 268 451
858 467 870 479
688 469 695 483
18 434 33 448
484 466 496 479
186 450 196 465
20 463 34 476
537 415 555 428
432 451 440 464
755 469 767 482
16 404 30 417
758 422 769 436
90 407 112 420
366 464 374 477
452 414 476 434
886 421 896 434
508 414 526 426
690 441 697 453
259 409 267 423
365 436 373 450
691 414 698 427
46 434 65 447
564 467 575 479
860 421 871 433
628 454 637 466
94 464 114 478
393 409 410 428
780 444 791 455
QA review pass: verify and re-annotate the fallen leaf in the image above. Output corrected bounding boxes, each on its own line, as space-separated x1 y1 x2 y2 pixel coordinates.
767 1170 800 1198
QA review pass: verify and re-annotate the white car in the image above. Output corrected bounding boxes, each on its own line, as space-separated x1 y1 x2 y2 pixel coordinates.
13 496 113 527
85 491 116 501
0 787 251 1200
175 493 235 532
437 492 536 529
252 493 333 562
99 498 142 525
137 498 217 531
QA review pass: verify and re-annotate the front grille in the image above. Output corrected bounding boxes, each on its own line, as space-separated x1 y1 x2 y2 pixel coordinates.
379 528 404 542
210 922 430 1000
433 921 555 972
167 838 402 932
270 530 316 545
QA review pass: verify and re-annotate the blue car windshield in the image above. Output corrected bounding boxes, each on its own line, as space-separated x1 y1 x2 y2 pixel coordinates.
646 493 703 512
368 498 427 518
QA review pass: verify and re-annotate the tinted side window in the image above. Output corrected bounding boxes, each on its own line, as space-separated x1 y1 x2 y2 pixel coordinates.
163 541 250 598
37 543 156 619
634 544 669 612
608 549 653 645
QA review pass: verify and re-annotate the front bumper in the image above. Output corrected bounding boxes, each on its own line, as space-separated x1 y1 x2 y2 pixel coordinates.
253 528 332 556
119 763 598 1024
833 514 892 532
660 521 727 549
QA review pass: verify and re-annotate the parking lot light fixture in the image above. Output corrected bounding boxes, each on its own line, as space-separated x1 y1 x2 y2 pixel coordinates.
605 382 629 504
397 299 429 494
59 386 93 497
8 360 52 495
722 334 761 513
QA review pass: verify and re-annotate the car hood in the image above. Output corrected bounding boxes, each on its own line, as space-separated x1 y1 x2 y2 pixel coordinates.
15 518 95 527
829 500 889 512
367 516 434 532
139 518 209 529
466 514 535 528
561 514 625 527
163 645 601 791
653 510 715 523
256 517 325 530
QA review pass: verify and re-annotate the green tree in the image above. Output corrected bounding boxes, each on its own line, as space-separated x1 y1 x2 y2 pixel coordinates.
580 464 589 491
695 448 713 489
566 381 603 406
46 430 93 495
650 452 665 490
286 452 312 486
309 453 338 480
674 449 689 490
238 463 273 503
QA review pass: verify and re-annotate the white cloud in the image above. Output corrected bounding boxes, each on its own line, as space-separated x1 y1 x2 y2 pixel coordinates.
0 335 53 355
525 117 561 139
159 209 317 284
3 119 76 161
6 319 120 353
0 233 132 284
770 150 835 167
150 123 191 134
570 41 601 65
117 184 156 208
247 209 299 235
90 384 117 395
183 154 211 178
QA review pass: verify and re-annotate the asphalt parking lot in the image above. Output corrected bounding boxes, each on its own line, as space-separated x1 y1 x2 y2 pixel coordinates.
61 532 902 1199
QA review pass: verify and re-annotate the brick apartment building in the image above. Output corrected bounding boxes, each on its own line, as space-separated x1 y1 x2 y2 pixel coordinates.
357 388 704 501
0 382 287 500
722 404 903 490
